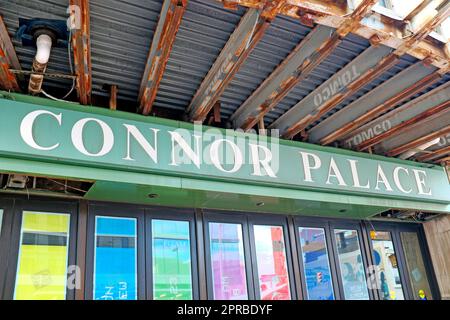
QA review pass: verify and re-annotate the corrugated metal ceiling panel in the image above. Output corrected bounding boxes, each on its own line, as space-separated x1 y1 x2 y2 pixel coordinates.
263 32 371 125
305 53 419 131
152 0 245 112
219 16 313 119
90 0 163 102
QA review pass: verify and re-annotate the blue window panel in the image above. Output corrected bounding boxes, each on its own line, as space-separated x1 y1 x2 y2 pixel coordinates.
93 216 137 300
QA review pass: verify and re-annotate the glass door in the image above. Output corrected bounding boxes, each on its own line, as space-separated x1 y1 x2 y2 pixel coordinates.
204 212 254 300
248 215 295 300
368 229 405 300
294 218 339 300
330 221 372 300
399 231 435 300
146 207 198 300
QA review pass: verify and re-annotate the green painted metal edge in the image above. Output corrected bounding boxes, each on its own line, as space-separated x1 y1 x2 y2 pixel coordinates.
0 156 448 215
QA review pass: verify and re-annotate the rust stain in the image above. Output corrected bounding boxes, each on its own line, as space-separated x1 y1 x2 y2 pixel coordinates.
358 100 450 152
320 69 442 146
387 125 450 157
140 0 187 115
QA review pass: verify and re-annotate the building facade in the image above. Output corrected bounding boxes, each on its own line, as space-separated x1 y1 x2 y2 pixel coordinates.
0 92 448 300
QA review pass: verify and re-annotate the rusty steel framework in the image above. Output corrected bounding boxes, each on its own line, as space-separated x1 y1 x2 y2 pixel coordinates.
0 15 20 92
70 0 92 105
138 0 188 116
230 0 378 131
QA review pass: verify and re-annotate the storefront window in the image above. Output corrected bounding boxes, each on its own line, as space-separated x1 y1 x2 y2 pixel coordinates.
209 222 248 300
298 227 334 300
334 229 369 300
370 231 404 300
253 225 291 300
93 216 137 300
14 211 70 300
152 219 193 300
401 232 433 300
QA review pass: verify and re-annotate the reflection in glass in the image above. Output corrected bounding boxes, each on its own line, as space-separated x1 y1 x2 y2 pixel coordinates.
152 219 193 300
298 227 334 300
14 211 70 300
254 225 291 300
94 216 137 300
209 222 248 300
334 229 369 300
401 232 433 300
370 231 404 300
0 209 3 236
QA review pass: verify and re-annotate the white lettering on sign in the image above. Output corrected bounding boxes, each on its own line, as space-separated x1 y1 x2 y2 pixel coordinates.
412 169 432 196
249 144 277 178
16 109 437 199
375 165 393 192
71 118 114 157
299 151 322 183
326 157 347 186
123 124 159 163
393 167 412 194
348 159 370 189
20 110 62 151
210 139 243 173
169 131 202 169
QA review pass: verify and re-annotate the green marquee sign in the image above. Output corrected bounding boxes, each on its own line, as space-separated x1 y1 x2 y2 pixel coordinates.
0 94 449 208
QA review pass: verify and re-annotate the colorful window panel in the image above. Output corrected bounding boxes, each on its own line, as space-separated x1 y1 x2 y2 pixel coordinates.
93 216 137 300
152 219 193 300
253 225 291 300
209 222 248 300
14 211 70 300
298 227 335 300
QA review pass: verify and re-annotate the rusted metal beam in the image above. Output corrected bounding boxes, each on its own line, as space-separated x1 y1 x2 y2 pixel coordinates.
0 15 20 91
415 145 450 163
70 0 92 105
386 125 450 158
109 85 118 110
218 0 348 17
230 0 377 130
276 0 449 140
138 0 188 116
340 82 450 150
313 62 446 145
187 8 270 122
213 0 449 70
269 44 393 137
359 100 450 152
439 156 450 165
